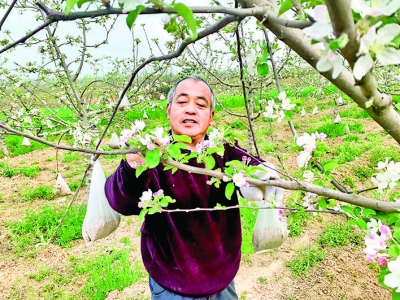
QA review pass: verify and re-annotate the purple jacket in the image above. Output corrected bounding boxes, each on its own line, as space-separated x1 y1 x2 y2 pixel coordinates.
105 142 261 297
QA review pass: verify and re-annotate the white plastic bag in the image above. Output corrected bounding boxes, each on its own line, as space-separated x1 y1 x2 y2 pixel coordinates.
82 160 121 244
108 132 120 149
54 172 72 196
22 137 31 147
252 188 288 253
117 91 131 110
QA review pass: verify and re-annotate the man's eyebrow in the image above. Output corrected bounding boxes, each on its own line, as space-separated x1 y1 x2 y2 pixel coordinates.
176 93 209 104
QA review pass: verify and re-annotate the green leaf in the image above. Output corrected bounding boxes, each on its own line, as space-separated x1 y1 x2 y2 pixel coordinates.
318 199 327 210
126 5 146 29
77 0 92 8
138 208 148 222
393 229 400 243
353 206 361 216
168 144 182 159
257 63 269 77
355 218 367 230
323 161 340 172
278 0 294 16
393 290 400 300
148 207 160 215
348 219 357 226
159 198 170 207
65 0 79 14
314 180 325 186
173 134 192 144
135 165 146 178
284 110 293 121
225 182 235 200
341 205 354 216
389 244 400 258
145 148 161 169
362 208 376 216
171 3 198 40
205 156 215 170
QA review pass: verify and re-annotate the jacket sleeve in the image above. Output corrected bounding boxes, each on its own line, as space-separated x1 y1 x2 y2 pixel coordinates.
105 159 155 216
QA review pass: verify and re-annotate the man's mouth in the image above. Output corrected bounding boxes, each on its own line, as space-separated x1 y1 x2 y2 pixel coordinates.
182 119 197 124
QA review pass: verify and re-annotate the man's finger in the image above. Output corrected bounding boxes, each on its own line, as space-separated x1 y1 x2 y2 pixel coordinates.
275 187 284 204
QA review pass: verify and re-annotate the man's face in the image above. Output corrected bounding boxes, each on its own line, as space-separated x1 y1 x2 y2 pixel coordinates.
166 78 214 147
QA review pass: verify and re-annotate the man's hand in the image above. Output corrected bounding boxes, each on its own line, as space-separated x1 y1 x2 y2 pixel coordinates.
126 153 144 169
240 163 284 204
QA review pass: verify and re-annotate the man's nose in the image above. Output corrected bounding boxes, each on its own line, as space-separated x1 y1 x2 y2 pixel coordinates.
184 101 196 114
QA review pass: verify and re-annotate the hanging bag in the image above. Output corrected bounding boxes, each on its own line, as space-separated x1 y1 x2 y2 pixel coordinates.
252 187 288 253
82 160 121 244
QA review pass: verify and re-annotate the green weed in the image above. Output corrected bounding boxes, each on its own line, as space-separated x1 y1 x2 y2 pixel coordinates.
343 135 360 142
28 268 52 282
7 204 86 254
0 161 41 178
19 185 56 202
69 247 144 300
240 199 258 255
257 276 267 284
369 146 400 169
353 165 374 182
286 246 326 277
334 141 370 164
5 135 48 157
317 222 363 247
287 210 312 237
231 120 247 130
63 151 82 163
340 108 370 119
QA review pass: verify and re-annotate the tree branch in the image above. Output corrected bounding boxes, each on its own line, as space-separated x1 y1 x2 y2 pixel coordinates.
261 16 400 144
326 0 392 113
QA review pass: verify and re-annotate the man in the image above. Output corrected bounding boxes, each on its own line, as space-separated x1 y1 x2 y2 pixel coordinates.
105 75 282 299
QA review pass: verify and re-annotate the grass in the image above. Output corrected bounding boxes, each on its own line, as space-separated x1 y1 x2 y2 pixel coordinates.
0 161 41 178
240 198 258 255
317 222 363 247
7 204 86 254
69 247 144 300
287 210 312 237
286 246 327 277
19 185 57 202
3 135 48 157
369 146 400 168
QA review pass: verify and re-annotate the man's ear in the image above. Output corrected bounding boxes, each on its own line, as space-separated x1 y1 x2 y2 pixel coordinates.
166 103 171 118
210 111 214 121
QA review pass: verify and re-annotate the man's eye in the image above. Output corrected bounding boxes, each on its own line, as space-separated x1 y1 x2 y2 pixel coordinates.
198 103 206 108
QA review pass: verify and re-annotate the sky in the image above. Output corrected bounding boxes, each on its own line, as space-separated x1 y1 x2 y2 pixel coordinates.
0 0 247 78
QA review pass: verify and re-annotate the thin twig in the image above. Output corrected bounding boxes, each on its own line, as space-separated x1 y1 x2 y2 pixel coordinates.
235 24 260 157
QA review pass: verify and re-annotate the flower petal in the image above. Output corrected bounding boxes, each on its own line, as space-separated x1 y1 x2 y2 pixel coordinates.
377 24 400 44
377 47 400 65
353 54 373 80
316 56 332 72
332 56 344 79
385 272 400 289
313 5 330 23
303 22 333 40
351 0 371 18
382 0 400 16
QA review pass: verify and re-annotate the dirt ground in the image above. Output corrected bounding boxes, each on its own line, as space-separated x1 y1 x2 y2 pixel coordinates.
0 146 392 300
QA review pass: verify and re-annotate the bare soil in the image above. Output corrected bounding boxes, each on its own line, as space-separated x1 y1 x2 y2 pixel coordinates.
0 146 392 300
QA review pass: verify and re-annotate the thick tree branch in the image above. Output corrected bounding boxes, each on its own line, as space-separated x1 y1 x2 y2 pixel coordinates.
0 0 18 31
326 0 392 113
2 122 397 212
162 158 400 213
261 17 400 144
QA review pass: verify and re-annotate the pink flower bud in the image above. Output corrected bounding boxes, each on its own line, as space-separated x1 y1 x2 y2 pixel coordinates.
147 143 155 151
377 257 387 267
379 225 391 236
222 175 229 182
